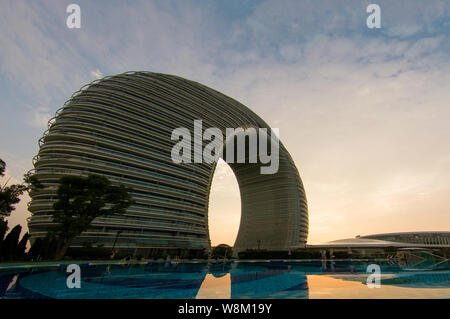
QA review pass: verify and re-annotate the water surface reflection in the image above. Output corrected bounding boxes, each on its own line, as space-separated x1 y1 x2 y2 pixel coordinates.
0 261 449 299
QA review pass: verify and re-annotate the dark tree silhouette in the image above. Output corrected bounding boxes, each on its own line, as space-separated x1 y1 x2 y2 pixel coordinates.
0 158 41 262
1 224 21 261
28 237 43 260
212 244 233 259
0 159 5 177
0 219 7 242
16 232 30 259
0 220 7 259
0 158 43 219
0 185 27 219
51 174 133 259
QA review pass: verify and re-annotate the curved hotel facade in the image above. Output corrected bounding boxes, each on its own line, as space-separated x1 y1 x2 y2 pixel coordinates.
28 72 308 256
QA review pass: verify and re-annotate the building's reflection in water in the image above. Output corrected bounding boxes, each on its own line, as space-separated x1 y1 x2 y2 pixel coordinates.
196 261 450 299
2 261 450 299
197 262 309 299
230 263 309 298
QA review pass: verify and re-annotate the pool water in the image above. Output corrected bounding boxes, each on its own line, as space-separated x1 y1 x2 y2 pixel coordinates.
1 260 449 299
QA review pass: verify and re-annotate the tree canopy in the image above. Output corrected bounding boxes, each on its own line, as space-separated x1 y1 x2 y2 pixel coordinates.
51 174 134 259
0 158 41 262
212 244 233 259
0 159 5 177
0 158 43 219
0 223 30 262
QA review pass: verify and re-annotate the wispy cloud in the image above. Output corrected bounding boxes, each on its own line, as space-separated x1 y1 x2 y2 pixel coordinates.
90 69 103 79
28 106 51 129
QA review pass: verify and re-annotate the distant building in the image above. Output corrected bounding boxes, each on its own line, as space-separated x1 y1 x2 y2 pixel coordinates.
308 231 450 259
361 231 450 246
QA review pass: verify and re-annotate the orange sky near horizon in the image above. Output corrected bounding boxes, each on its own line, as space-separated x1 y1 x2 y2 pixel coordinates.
3 150 450 247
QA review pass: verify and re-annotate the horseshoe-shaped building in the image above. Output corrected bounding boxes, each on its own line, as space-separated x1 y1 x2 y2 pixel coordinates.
28 72 308 257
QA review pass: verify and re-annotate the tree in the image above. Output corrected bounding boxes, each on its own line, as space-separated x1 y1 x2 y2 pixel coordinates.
0 159 5 177
28 237 43 260
0 158 43 220
16 232 30 259
0 219 29 262
0 159 42 261
51 174 133 260
1 224 21 261
0 219 7 242
0 184 27 219
27 235 59 260
212 244 233 259
0 219 8 259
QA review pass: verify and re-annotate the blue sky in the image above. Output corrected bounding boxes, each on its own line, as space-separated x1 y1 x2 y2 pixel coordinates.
1 0 450 244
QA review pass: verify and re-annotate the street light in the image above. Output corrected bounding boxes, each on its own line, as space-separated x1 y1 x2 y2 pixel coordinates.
111 230 123 256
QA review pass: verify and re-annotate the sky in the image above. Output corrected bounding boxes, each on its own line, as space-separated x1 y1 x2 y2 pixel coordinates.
0 0 449 245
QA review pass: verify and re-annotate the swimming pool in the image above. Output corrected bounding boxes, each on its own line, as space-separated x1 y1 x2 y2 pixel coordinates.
1 260 449 299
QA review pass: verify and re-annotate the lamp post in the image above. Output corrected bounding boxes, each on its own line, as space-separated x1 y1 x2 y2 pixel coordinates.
111 230 123 256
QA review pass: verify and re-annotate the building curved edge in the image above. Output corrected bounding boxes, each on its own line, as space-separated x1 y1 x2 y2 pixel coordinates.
28 71 308 258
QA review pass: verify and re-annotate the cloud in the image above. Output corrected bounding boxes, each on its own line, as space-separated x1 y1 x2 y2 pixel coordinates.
90 69 103 79
28 106 52 129
0 1 98 104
